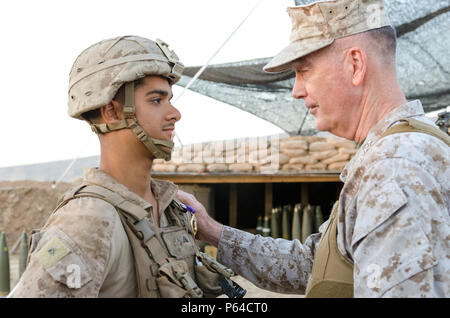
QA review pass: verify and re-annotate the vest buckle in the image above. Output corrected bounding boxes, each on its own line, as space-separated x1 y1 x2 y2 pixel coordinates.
134 218 155 242
174 271 203 298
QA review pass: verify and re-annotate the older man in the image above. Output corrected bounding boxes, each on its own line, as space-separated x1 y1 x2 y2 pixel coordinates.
177 0 450 298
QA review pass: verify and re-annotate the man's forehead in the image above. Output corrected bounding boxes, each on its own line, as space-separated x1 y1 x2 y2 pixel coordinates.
291 57 312 68
290 43 336 69
141 74 171 84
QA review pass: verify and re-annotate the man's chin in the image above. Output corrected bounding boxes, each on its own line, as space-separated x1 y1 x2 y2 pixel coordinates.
315 118 329 132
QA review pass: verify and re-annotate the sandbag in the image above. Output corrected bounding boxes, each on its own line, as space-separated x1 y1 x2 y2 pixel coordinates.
229 163 253 172
338 147 357 155
322 153 350 165
265 153 289 165
309 142 336 152
280 140 308 150
280 148 308 158
281 164 305 171
327 161 349 171
311 150 338 161
177 164 206 173
289 156 318 165
206 164 228 172
305 163 327 171
255 164 279 173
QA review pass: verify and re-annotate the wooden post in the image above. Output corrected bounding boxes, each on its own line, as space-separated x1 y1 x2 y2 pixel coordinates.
301 183 309 207
265 183 273 217
229 184 238 228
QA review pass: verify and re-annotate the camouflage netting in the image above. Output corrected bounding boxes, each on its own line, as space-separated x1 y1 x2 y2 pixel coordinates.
178 0 450 135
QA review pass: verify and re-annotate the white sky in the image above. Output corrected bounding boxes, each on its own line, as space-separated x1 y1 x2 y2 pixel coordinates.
0 0 296 168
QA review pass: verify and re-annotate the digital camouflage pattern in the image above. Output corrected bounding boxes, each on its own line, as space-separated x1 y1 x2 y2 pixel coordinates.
217 100 450 297
13 168 179 297
264 0 391 73
339 100 449 297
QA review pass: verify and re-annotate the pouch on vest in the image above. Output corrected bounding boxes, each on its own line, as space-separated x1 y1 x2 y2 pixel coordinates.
156 259 203 298
305 201 354 298
194 252 246 298
161 228 197 260
194 257 222 297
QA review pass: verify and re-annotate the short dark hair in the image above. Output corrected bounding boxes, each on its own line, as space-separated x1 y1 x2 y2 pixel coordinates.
364 25 397 62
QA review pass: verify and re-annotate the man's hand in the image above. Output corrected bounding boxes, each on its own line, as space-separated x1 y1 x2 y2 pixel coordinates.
176 190 223 246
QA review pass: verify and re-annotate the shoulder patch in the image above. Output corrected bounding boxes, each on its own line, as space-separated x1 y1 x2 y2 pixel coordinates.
35 236 71 269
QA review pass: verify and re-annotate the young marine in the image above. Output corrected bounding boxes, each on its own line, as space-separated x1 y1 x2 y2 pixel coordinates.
12 36 244 298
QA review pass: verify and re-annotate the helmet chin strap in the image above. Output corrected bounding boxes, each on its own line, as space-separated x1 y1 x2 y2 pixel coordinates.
90 81 174 161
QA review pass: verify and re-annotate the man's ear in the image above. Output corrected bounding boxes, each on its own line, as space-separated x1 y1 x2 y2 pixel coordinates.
345 47 367 87
100 100 123 123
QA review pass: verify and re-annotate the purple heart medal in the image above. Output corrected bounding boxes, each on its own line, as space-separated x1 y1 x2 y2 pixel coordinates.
184 204 198 238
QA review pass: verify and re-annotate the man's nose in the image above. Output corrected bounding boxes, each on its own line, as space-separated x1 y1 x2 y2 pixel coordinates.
167 103 182 123
292 74 307 100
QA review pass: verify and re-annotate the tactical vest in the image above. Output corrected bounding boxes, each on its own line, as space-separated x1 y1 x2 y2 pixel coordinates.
305 118 450 298
54 183 244 298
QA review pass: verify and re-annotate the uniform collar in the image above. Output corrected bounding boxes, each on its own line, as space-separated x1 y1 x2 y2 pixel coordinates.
340 100 425 182
82 167 178 215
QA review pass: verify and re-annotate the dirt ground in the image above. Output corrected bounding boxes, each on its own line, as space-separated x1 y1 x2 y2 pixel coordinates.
0 180 76 245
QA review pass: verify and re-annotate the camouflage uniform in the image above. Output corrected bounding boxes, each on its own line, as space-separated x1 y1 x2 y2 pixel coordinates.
13 168 179 297
217 100 450 297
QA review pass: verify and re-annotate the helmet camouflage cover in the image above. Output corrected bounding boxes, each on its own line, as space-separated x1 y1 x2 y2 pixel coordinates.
68 35 184 160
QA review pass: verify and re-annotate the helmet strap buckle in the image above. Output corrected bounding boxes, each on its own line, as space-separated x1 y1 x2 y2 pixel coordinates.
155 39 184 83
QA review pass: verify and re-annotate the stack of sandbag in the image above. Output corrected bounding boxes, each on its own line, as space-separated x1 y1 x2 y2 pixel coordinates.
151 134 357 173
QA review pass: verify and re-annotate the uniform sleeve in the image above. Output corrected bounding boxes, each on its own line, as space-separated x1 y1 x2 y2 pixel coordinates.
217 225 323 294
351 158 443 297
12 197 117 298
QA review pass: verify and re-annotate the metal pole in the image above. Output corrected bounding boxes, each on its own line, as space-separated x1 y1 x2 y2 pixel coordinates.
173 0 265 145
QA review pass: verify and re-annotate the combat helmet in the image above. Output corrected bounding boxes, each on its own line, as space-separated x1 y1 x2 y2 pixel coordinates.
68 35 184 161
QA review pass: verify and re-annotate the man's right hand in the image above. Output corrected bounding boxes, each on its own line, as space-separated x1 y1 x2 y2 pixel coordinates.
176 190 223 246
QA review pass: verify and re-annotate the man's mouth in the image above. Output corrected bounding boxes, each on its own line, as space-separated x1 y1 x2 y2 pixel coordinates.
162 125 175 137
307 104 319 115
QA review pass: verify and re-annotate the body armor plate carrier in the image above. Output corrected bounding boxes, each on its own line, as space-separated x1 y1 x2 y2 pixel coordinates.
54 183 246 298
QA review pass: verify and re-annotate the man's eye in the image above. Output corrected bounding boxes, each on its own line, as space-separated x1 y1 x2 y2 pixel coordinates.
151 98 161 104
